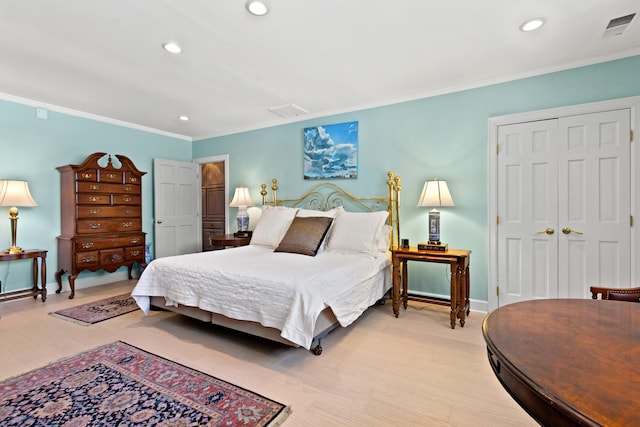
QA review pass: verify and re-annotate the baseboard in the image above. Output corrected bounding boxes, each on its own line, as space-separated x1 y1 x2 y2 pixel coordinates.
46 271 132 296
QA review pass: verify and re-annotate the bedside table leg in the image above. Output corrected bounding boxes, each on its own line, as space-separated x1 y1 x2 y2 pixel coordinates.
392 257 400 317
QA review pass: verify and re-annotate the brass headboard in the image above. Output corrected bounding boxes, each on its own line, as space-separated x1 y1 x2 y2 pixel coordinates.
260 171 402 248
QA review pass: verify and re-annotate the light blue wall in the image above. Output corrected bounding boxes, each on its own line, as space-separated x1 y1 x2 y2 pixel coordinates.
2 55 639 302
193 55 640 303
0 100 191 293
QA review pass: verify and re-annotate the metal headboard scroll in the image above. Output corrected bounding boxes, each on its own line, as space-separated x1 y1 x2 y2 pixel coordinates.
260 171 402 249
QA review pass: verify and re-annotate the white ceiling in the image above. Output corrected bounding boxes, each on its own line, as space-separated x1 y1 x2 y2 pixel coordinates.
1 0 639 141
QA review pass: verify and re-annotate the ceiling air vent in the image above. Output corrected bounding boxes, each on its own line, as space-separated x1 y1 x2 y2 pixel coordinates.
268 103 309 118
603 13 636 37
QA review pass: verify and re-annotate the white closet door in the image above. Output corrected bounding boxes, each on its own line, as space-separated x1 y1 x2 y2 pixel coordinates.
557 110 631 298
497 119 559 306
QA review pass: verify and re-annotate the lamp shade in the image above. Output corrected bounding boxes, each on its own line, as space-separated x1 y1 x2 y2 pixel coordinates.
229 186 254 207
0 180 38 207
417 179 454 208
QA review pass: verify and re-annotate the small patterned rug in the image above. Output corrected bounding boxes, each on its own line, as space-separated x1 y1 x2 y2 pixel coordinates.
51 293 139 325
0 341 290 426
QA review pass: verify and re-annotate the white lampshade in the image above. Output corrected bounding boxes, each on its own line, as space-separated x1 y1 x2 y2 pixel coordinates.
417 179 454 208
0 180 37 254
0 180 38 207
229 186 255 207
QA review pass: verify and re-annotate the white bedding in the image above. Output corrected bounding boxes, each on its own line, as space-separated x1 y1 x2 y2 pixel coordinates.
132 245 391 349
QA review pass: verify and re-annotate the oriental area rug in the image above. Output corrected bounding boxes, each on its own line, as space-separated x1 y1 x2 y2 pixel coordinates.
51 293 138 325
0 341 290 426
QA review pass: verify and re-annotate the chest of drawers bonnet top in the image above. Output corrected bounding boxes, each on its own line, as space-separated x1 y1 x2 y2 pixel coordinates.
55 152 146 299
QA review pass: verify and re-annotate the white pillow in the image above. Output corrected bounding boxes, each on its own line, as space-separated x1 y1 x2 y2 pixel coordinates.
296 207 340 218
325 209 389 253
250 206 298 248
376 224 393 252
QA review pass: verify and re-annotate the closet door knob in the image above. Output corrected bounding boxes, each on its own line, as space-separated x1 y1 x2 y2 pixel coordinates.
562 227 583 235
536 228 554 235
157 220 163 224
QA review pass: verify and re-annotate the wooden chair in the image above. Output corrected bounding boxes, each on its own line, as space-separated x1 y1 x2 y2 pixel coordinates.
590 286 640 302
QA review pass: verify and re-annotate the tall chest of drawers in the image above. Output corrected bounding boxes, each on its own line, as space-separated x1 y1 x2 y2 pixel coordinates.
55 152 146 299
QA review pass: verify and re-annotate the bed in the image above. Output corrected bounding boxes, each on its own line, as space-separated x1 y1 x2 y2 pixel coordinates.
132 171 402 354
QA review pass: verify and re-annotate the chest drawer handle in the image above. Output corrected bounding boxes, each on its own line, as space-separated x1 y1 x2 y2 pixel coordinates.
82 173 93 179
89 196 99 202
107 173 117 179
130 250 140 257
82 256 95 263
123 208 132 214
89 184 100 190
128 177 138 183
122 222 132 228
89 223 101 229
82 242 94 249
131 238 140 244
123 197 132 202
89 209 100 215
124 185 132 192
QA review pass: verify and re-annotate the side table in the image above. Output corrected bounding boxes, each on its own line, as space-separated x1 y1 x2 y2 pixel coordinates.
209 234 251 249
0 249 47 302
391 247 470 328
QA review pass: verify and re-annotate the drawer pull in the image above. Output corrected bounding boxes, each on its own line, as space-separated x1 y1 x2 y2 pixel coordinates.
89 223 101 230
128 177 138 183
82 256 96 263
89 184 99 190
82 242 94 249
89 196 99 202
110 253 123 262
124 185 132 192
131 238 140 244
107 173 117 179
130 250 140 257
123 209 132 214
122 222 132 228
123 197 132 202
82 173 93 179
89 209 100 215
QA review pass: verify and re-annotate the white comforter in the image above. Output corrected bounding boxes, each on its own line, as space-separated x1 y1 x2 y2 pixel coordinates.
132 245 391 349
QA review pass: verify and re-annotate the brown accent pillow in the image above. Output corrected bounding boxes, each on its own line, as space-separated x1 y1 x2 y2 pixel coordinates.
275 216 334 256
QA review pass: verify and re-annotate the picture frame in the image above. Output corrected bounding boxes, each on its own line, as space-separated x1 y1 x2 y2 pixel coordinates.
303 121 358 180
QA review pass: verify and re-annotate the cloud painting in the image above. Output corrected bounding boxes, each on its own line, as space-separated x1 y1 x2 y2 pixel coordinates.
303 121 358 179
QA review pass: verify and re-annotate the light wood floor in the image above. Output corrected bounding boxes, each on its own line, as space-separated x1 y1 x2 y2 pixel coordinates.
0 280 536 426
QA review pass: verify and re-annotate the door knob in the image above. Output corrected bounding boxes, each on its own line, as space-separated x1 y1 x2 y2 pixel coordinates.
536 228 554 235
157 220 163 224
562 227 583 235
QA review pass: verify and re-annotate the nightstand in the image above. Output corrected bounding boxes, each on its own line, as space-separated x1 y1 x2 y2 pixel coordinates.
209 234 251 249
0 249 47 302
391 246 471 329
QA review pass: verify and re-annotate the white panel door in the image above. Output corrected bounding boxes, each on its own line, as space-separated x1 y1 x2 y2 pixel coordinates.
497 109 631 306
498 119 559 306
557 110 631 298
153 158 199 258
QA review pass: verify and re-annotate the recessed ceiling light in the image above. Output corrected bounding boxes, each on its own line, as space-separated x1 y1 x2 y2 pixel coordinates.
178 115 189 121
520 18 546 32
246 1 268 16
162 42 182 54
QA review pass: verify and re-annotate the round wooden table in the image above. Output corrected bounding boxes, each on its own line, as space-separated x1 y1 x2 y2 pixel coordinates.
483 299 640 427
